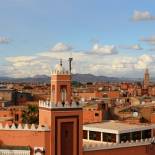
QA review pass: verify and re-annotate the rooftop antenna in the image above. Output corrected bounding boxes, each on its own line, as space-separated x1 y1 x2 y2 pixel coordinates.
60 59 62 66
68 57 73 74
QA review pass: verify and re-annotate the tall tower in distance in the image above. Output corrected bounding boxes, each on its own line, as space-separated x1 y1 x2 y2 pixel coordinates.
51 60 72 105
143 68 150 89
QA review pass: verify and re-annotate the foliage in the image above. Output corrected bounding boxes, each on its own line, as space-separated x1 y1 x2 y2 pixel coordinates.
22 104 39 124
72 81 83 87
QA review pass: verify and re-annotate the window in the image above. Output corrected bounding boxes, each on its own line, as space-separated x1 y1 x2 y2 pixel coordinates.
103 133 116 142
131 131 141 140
120 133 131 142
89 131 101 141
83 130 87 139
101 104 106 110
95 113 99 117
142 129 151 139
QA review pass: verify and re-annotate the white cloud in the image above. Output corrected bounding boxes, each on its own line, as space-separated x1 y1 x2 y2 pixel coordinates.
112 57 135 71
6 56 36 67
120 44 143 50
6 56 35 62
92 43 118 55
0 37 10 44
132 10 155 21
3 42 155 78
141 36 155 45
4 56 52 77
51 42 72 52
135 54 154 69
130 44 142 50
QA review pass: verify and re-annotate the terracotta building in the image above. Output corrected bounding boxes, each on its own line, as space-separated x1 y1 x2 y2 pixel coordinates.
0 62 155 155
0 106 24 125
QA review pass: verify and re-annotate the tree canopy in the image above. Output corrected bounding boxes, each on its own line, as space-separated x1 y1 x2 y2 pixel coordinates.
22 104 39 124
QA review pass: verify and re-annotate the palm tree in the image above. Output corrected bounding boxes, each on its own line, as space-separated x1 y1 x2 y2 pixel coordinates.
22 104 39 124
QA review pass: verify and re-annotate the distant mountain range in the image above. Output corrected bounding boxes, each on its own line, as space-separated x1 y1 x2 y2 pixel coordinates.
0 74 145 83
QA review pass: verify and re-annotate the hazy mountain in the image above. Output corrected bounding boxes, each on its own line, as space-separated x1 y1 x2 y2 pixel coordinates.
0 74 143 84
72 74 119 82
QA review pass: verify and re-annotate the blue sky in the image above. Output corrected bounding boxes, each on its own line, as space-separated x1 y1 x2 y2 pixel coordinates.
0 0 155 77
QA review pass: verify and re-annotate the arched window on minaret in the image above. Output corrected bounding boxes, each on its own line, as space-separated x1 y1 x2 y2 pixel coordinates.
61 85 67 102
51 85 55 101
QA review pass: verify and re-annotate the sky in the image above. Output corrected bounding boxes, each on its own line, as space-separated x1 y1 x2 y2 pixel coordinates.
0 0 155 78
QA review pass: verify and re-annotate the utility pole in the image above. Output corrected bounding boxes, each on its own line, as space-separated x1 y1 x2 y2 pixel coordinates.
60 59 62 66
68 57 73 74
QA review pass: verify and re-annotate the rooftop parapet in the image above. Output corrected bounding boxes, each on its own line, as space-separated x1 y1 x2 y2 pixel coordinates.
39 100 82 109
0 123 50 131
83 138 155 151
51 64 70 75
0 149 30 155
51 70 70 75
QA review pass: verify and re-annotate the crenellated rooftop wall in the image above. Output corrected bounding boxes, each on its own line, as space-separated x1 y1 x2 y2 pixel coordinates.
0 149 30 155
0 123 49 131
51 70 70 75
83 138 155 151
0 124 51 155
39 100 82 109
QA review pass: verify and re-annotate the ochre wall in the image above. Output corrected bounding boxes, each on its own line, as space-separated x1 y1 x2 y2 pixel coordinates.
0 130 51 155
83 109 103 124
0 91 13 101
0 109 23 124
107 91 120 99
151 113 155 123
77 92 102 100
83 145 155 155
39 108 52 128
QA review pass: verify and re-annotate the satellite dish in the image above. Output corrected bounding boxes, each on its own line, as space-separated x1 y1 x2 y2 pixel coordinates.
133 112 138 117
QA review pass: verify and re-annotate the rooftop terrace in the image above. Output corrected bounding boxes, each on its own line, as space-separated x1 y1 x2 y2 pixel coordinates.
83 120 155 134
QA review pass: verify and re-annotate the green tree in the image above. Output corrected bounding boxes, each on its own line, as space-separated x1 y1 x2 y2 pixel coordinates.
22 104 39 124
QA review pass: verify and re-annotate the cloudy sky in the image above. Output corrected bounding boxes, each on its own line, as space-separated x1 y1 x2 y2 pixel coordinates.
0 0 155 78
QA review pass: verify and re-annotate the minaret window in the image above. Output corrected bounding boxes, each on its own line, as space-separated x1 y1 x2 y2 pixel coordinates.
60 85 67 102
51 85 55 101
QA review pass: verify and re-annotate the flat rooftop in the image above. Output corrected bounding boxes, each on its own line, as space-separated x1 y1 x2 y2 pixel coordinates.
83 120 155 134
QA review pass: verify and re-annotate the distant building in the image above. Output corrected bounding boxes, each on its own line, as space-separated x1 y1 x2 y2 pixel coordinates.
0 88 16 106
0 86 33 107
143 68 150 89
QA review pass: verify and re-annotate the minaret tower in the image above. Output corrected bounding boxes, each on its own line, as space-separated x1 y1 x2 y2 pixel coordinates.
50 60 72 105
143 68 150 89
39 59 83 155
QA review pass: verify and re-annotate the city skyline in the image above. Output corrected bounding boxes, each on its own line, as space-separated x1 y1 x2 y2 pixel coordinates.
0 0 155 78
